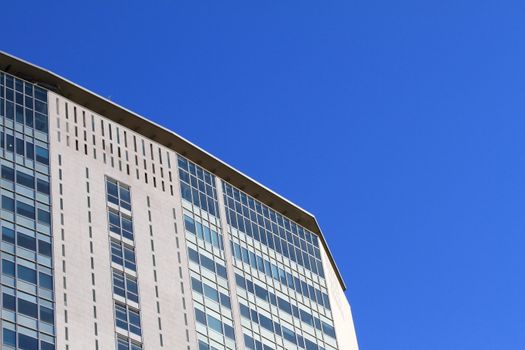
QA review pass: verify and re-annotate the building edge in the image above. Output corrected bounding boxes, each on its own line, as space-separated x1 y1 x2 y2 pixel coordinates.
0 49 348 291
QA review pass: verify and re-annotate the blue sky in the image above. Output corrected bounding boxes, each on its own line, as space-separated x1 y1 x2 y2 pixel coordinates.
4 1 525 349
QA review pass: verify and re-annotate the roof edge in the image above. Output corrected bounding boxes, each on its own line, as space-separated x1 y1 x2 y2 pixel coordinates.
0 50 347 291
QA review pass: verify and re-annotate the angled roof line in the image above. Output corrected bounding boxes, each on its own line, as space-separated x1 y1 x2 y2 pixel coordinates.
0 50 347 291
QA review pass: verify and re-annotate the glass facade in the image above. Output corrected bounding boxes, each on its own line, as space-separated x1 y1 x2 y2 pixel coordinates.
0 72 55 349
178 156 341 350
224 183 338 350
179 156 237 350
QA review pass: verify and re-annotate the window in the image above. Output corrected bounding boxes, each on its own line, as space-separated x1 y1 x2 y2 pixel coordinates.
207 314 223 334
17 265 37 284
191 277 203 294
106 179 131 210
35 113 48 133
16 201 35 219
219 292 231 309
18 298 38 318
194 308 206 325
38 240 52 257
1 165 14 181
39 272 53 290
36 179 50 195
15 137 24 156
37 209 51 225
109 210 133 240
18 333 38 350
1 196 14 212
2 259 15 277
117 337 142 350
35 146 49 165
40 306 55 324
3 328 16 347
1 227 15 244
2 293 15 311
113 270 139 303
25 141 34 160
111 240 136 271
203 284 219 303
17 232 36 251
115 303 141 336
16 171 34 188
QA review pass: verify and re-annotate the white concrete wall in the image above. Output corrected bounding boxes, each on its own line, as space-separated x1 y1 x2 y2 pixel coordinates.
48 92 194 349
322 245 359 350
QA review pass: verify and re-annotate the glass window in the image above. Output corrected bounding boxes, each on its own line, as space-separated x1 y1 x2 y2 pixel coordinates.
203 284 219 302
16 201 35 219
37 209 51 225
224 324 235 340
216 264 227 279
16 171 34 189
184 215 195 234
36 179 50 195
207 315 223 334
194 308 206 325
38 240 52 257
17 232 36 251
18 333 38 350
219 292 231 309
112 270 139 303
2 259 15 276
191 277 203 294
2 196 14 212
115 303 141 336
25 141 34 160
15 137 24 156
39 272 53 290
17 265 37 284
2 293 15 311
2 227 15 244
35 113 48 133
111 240 136 271
41 341 55 350
3 328 16 347
1 165 14 181
18 298 38 318
40 306 55 324
35 146 49 165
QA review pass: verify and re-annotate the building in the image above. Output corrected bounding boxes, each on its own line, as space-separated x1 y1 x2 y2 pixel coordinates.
0 51 359 350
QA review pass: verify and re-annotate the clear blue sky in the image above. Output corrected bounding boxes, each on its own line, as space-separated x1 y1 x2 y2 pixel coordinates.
4 1 525 349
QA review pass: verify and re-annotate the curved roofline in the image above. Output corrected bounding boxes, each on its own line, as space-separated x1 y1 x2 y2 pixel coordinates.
0 50 346 291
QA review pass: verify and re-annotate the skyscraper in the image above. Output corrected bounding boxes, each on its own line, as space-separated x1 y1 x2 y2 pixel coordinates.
0 51 358 350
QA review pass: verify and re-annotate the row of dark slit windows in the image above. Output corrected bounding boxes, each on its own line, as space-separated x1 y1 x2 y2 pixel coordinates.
0 132 49 165
0 72 48 134
2 164 50 195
